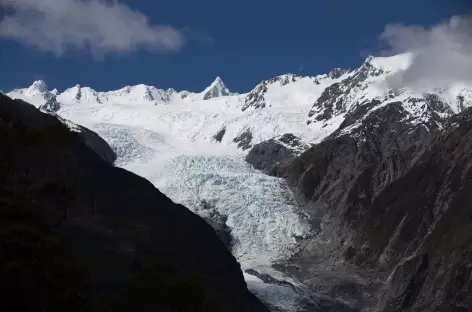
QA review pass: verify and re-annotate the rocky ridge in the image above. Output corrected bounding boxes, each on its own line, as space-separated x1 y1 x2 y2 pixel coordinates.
246 98 472 311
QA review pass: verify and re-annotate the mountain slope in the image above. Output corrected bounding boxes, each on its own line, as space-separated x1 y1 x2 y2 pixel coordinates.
201 76 232 100
267 101 472 311
8 53 472 154
8 55 472 151
5 52 472 311
0 93 268 312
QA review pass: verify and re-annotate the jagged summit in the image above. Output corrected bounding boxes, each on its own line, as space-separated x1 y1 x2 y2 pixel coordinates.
6 52 472 139
363 52 414 73
327 68 349 79
27 80 48 94
201 76 231 100
213 76 224 84
5 80 57 107
61 84 83 102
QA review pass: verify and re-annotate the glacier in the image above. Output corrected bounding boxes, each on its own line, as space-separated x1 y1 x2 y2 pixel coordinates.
85 122 312 311
6 52 472 311
89 121 311 269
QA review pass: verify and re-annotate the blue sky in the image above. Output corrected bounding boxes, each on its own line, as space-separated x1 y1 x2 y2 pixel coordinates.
0 0 469 93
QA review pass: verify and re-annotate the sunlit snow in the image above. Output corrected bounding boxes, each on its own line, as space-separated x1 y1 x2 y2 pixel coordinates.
7 54 472 311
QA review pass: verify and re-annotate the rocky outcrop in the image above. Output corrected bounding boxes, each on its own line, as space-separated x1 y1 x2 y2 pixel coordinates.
242 83 268 111
213 126 226 142
241 74 299 111
0 94 268 312
284 102 472 311
307 60 383 123
245 133 309 178
233 128 253 150
39 95 61 112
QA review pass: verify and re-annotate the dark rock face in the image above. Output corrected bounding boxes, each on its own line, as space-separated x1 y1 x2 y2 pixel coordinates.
74 85 82 101
246 140 295 177
143 88 155 102
457 95 466 111
269 74 297 86
337 99 381 131
245 133 308 178
39 95 61 112
285 102 472 311
279 133 307 148
0 94 268 312
307 60 382 122
233 128 253 150
213 126 226 142
201 200 233 250
204 217 233 251
306 57 456 129
6 97 115 165
75 123 117 164
245 269 296 289
242 83 268 111
327 68 349 80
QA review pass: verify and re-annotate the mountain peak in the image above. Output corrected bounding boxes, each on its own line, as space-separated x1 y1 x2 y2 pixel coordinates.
202 76 231 100
28 80 48 94
364 52 414 73
327 68 349 79
267 73 298 86
207 76 226 90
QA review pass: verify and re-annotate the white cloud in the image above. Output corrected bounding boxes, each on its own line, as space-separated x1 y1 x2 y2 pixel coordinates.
380 15 472 90
0 0 185 58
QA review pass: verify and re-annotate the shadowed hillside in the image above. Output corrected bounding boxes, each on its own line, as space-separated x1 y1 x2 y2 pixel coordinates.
0 93 268 312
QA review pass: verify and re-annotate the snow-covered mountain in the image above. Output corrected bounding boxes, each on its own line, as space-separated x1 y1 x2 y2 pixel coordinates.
8 76 233 108
189 76 233 101
9 53 471 154
6 53 472 311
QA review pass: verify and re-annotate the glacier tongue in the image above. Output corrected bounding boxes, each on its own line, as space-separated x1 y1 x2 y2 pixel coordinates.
154 154 310 267
87 121 311 269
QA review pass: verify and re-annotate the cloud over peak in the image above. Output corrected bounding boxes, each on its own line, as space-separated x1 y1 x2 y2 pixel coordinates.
0 0 185 58
379 15 472 90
